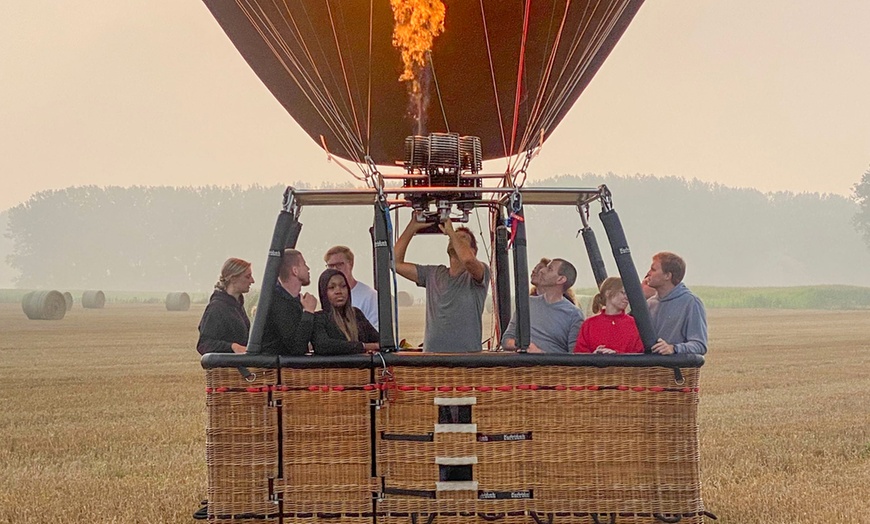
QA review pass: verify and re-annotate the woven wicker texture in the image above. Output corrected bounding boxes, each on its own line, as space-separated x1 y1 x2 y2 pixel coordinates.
275 368 376 515
378 366 701 519
204 363 705 524
206 368 279 523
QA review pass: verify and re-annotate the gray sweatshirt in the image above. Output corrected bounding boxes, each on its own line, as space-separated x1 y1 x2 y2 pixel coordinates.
647 282 708 355
501 295 584 353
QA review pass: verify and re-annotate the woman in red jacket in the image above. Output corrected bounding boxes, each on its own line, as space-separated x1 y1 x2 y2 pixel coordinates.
574 276 643 354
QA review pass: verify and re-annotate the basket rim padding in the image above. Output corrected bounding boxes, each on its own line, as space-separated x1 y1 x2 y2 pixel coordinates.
201 352 704 370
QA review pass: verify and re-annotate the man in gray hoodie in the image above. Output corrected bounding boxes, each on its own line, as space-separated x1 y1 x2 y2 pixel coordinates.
643 252 707 355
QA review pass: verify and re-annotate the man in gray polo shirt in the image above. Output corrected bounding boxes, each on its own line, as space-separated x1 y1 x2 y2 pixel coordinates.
395 212 490 352
501 258 584 353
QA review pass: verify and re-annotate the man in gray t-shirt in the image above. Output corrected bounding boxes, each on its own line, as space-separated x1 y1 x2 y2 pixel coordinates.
502 258 584 353
395 212 490 352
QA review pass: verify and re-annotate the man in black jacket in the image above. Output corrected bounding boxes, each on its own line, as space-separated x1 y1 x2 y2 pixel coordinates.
261 249 317 355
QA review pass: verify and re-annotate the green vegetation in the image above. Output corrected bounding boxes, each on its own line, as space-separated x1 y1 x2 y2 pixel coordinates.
852 165 870 248
692 285 870 309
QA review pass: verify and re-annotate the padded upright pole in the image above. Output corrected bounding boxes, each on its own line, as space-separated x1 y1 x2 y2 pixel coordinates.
246 210 299 354
578 204 607 287
582 227 608 288
373 200 397 351
510 204 530 351
495 219 512 338
599 208 656 352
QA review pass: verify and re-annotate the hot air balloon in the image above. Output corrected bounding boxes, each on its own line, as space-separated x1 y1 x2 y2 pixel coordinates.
203 0 644 174
197 2 712 523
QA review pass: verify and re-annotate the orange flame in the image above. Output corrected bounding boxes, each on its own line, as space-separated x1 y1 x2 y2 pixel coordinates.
390 0 445 95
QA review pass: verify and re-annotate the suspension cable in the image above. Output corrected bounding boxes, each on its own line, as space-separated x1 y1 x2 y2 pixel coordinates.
478 0 508 159
324 0 364 143
239 0 366 164
427 51 450 133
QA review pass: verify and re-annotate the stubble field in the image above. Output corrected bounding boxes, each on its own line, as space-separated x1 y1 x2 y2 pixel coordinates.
0 304 868 523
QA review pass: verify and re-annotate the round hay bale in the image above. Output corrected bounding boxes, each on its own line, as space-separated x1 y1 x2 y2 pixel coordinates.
165 292 191 311
21 290 67 320
397 291 414 308
62 291 73 311
81 290 106 309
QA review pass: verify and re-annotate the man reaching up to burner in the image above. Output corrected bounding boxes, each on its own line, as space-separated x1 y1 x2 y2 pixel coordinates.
395 212 491 353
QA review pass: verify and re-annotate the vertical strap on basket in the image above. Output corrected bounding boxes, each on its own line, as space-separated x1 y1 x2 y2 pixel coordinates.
530 512 554 524
410 513 436 524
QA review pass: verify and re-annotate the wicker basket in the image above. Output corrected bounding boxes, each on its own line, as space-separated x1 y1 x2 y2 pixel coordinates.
201 353 708 524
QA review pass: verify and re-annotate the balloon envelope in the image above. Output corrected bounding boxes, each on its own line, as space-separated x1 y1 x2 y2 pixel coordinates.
203 0 645 167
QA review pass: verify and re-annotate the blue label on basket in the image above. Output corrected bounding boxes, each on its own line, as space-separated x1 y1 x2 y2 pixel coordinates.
478 490 533 500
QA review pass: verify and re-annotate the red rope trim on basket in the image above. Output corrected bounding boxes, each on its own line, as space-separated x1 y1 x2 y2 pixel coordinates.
205 384 700 394
263 511 717 520
375 384 699 393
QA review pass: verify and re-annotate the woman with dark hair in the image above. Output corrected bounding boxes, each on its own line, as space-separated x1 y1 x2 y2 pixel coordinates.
197 258 255 355
574 276 643 354
312 269 379 355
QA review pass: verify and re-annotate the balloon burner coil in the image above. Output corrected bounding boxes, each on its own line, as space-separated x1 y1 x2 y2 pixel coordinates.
403 133 482 228
404 133 482 188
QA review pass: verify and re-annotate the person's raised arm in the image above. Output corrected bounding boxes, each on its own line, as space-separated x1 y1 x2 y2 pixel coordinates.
395 212 429 283
292 293 317 353
273 292 316 355
440 220 485 282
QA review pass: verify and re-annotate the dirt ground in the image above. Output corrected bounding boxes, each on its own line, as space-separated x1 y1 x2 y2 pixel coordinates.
0 304 867 523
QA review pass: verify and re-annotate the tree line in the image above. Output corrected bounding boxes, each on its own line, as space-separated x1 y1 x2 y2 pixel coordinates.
4 174 870 292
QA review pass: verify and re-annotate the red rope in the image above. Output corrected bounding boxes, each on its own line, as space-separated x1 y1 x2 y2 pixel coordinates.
206 384 699 394
509 0 533 156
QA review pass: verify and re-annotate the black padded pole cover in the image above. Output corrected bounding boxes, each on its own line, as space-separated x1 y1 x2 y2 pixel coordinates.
247 211 298 354
599 209 656 352
511 209 530 350
495 223 512 337
582 227 608 287
373 203 397 351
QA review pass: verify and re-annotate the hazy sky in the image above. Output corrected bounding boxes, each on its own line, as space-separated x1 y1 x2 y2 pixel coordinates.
2 1 868 212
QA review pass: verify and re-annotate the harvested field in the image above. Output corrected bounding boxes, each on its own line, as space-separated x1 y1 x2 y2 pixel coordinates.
0 304 867 523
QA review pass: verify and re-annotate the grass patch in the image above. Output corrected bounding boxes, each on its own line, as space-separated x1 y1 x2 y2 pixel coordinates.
1 305 868 523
